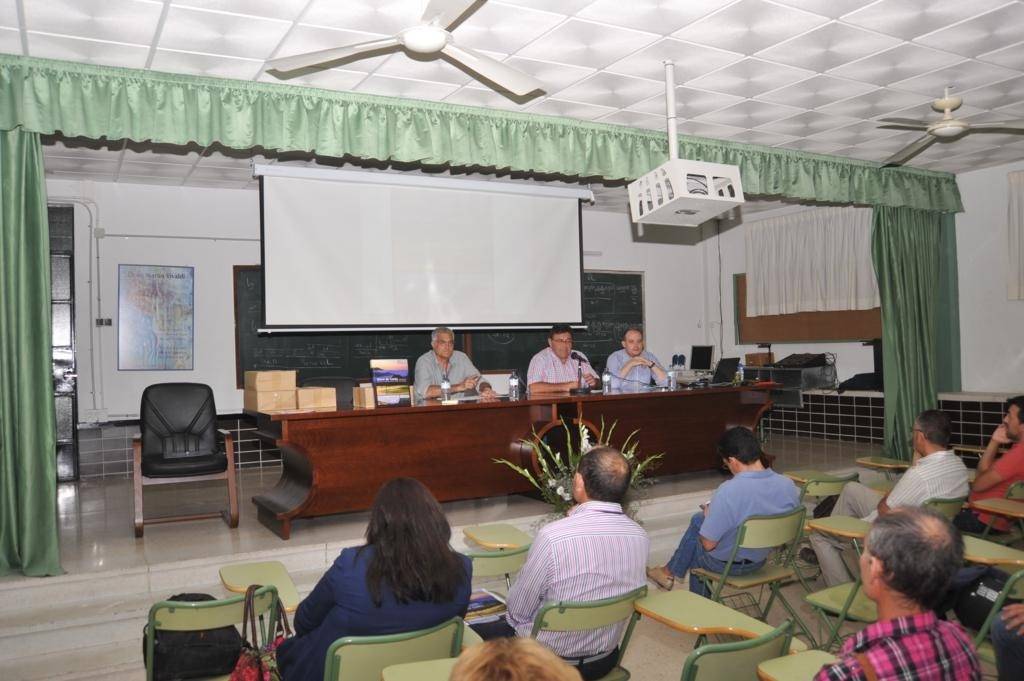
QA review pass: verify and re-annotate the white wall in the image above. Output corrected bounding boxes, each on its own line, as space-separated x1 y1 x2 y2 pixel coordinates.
956 160 1024 392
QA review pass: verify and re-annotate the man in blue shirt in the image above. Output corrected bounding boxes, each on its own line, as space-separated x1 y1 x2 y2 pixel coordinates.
646 427 800 595
604 327 668 391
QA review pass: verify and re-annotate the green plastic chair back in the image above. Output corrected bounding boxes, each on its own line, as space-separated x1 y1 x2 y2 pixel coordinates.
736 506 808 550
679 620 793 681
800 474 859 502
323 616 463 681
144 585 279 681
1007 481 1024 500
464 545 530 579
924 496 967 521
531 586 647 634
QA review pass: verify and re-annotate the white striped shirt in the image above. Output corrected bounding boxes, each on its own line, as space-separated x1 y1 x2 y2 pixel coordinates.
527 347 599 386
504 501 649 657
866 450 970 521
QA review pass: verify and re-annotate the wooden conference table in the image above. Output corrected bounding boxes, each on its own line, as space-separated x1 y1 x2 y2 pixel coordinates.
250 385 771 539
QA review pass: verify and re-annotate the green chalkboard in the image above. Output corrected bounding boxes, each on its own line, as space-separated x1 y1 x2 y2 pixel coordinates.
466 271 645 377
233 267 643 387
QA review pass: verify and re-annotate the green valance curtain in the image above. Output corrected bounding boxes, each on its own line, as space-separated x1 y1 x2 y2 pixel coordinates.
0 127 61 576
0 55 961 213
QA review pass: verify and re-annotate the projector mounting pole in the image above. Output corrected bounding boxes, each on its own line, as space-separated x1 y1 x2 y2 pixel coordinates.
664 60 678 161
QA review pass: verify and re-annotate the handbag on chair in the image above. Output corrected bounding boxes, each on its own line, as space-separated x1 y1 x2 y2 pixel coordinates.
230 585 292 681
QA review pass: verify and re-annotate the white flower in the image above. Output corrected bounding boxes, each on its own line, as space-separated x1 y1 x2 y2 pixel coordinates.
561 491 572 501
556 486 565 498
580 427 593 453
547 478 557 487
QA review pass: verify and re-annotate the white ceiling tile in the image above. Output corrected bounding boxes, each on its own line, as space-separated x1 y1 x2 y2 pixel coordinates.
827 43 963 86
119 174 189 186
493 0 593 13
672 0 828 55
45 169 117 182
730 129 799 146
596 109 665 131
851 130 930 152
678 120 746 139
502 57 595 93
916 4 1024 59
182 177 250 188
605 38 743 83
122 145 201 165
686 58 814 98
628 86 744 118
118 161 192 178
374 52 476 86
553 72 663 109
841 0 1009 41
695 99 804 128
0 26 21 53
151 49 263 80
756 110 858 136
526 98 618 121
959 76 1024 111
43 145 121 163
756 22 900 72
776 138 845 154
832 145 892 162
301 0 422 36
769 0 876 18
978 41 1024 72
258 67 367 92
516 19 659 69
273 25 392 73
880 99 986 125
757 74 877 109
817 87 930 119
43 156 121 173
170 0 310 22
0 0 18 28
159 5 291 60
187 165 254 181
453 2 564 55
891 60 1021 98
354 73 460 101
443 85 532 110
25 0 161 45
27 32 149 68
994 101 1024 118
578 0 735 35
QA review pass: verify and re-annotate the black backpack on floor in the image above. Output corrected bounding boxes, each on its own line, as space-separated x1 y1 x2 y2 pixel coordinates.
142 592 243 681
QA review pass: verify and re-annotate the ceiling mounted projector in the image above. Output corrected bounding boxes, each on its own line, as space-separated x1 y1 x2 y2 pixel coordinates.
627 62 744 227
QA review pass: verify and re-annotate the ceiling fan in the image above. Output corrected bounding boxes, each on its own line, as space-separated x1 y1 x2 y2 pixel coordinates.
878 87 1024 166
265 0 544 97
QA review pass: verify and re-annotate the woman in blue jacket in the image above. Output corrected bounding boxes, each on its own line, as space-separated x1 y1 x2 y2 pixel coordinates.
278 477 473 681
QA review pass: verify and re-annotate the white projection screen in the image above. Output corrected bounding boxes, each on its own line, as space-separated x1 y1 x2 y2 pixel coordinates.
257 167 589 330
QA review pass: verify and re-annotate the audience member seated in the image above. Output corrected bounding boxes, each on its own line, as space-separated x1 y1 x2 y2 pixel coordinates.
810 410 970 587
451 638 582 681
276 478 472 681
954 395 1024 535
646 426 800 596
993 602 1024 681
471 446 648 681
814 507 979 680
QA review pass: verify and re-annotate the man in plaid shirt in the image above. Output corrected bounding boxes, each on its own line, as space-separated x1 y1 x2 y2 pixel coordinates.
815 507 980 681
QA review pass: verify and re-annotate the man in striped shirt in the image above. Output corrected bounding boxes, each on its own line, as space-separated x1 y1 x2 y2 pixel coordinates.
472 446 649 680
527 325 599 395
809 409 970 586
814 507 979 680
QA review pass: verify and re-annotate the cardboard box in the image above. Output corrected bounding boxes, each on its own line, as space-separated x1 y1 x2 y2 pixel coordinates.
244 370 297 391
244 388 297 412
353 384 375 409
744 352 775 367
297 386 336 410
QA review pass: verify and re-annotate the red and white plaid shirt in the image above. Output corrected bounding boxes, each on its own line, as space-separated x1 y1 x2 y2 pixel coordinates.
814 611 980 681
527 347 598 386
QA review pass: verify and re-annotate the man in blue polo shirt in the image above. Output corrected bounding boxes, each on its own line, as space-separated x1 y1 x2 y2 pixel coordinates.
647 427 799 595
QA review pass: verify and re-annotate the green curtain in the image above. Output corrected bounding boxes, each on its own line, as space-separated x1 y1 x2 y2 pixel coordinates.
871 206 944 462
0 54 962 213
935 212 962 392
0 127 61 576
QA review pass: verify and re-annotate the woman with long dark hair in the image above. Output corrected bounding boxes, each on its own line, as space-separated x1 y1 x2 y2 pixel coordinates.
277 478 472 681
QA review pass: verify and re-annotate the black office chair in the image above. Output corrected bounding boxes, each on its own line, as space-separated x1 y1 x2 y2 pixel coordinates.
299 376 357 409
132 383 238 537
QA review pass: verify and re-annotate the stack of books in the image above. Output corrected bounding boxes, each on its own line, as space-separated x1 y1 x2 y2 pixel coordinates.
464 589 507 624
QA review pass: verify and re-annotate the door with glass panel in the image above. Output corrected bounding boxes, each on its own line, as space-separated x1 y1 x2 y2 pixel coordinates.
49 205 78 482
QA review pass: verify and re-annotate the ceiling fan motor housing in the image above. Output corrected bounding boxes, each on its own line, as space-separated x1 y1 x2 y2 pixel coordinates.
401 25 448 54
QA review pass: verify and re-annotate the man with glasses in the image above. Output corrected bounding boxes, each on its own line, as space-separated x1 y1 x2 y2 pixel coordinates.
808 410 970 587
527 324 599 395
413 326 491 400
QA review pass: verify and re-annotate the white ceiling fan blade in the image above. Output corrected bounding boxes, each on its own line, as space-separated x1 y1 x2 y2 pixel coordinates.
267 37 401 73
878 123 929 131
970 120 1024 130
422 0 478 29
442 42 543 96
882 134 937 167
878 117 932 127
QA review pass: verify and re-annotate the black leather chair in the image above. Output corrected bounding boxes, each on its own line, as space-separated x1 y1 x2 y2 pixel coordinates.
132 383 238 537
299 376 357 409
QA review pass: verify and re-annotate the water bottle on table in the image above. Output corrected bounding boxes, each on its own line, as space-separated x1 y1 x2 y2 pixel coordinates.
440 376 451 401
508 370 520 400
601 367 613 392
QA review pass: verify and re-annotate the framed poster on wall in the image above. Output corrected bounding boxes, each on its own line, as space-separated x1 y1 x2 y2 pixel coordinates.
118 264 195 370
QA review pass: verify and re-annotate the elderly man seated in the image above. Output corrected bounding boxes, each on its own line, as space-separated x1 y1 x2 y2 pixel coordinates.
814 507 979 680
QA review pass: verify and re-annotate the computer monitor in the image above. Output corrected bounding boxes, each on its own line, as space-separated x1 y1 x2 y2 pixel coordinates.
690 345 713 371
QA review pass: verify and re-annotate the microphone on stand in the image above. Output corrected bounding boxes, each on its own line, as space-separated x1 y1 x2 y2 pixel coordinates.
569 351 591 395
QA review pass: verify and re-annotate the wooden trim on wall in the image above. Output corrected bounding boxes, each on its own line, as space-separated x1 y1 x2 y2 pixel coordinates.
735 274 881 344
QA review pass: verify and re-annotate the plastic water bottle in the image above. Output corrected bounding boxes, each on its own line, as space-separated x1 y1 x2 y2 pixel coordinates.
738 361 745 383
508 371 520 400
601 367 613 391
440 376 451 401
667 371 677 390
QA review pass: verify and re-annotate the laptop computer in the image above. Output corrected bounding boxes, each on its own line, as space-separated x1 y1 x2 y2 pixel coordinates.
710 357 740 387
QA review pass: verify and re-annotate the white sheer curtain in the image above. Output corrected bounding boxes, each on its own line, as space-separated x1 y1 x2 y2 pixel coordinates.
1009 171 1024 300
745 205 879 317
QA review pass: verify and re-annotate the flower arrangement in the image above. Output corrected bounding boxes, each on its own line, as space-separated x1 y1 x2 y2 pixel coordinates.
495 418 663 517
